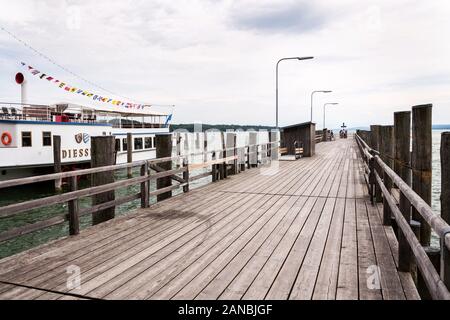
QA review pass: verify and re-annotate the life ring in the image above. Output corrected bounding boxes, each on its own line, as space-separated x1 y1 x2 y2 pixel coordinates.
1 132 12 146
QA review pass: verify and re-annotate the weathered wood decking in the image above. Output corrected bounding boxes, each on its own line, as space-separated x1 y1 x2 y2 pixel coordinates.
0 138 419 300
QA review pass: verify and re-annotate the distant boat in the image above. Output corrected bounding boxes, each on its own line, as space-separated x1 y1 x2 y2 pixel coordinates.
0 102 171 180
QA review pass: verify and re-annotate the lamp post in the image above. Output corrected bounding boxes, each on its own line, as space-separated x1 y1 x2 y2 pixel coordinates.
323 102 339 129
310 90 332 122
276 56 314 128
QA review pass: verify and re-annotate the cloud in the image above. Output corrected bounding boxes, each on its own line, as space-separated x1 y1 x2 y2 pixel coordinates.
0 0 450 128
229 0 325 34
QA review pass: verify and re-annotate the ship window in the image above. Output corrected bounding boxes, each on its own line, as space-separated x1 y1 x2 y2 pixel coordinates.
134 137 143 150
22 131 32 147
145 137 152 149
115 138 121 152
122 138 128 151
42 132 52 146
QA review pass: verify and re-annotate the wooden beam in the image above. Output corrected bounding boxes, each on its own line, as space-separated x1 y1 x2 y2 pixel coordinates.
394 111 413 272
440 131 450 291
91 136 116 225
411 104 432 246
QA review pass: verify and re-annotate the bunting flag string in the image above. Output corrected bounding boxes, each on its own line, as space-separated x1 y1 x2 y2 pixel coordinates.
20 62 147 109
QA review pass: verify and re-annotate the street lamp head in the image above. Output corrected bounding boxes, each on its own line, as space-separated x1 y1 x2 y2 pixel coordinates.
323 90 332 93
297 56 314 60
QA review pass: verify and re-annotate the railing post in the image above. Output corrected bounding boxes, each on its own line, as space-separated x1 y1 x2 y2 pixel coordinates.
141 162 149 208
370 125 383 202
68 175 79 235
212 151 218 182
220 131 227 179
203 132 208 164
441 131 450 290
411 104 432 246
91 136 116 225
127 132 133 178
246 145 251 169
368 151 375 205
394 111 413 272
183 157 189 193
249 131 258 168
53 135 62 192
240 147 246 172
155 133 173 202
380 125 394 226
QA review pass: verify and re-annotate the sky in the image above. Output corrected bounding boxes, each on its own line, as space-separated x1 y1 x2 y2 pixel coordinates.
1 0 450 129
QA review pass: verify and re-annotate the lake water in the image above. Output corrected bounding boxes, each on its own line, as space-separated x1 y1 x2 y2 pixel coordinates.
0 130 445 258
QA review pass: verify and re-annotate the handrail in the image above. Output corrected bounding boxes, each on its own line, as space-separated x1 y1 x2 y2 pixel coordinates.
355 132 450 299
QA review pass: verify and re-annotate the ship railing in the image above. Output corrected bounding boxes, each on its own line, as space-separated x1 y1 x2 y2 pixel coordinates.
355 132 450 299
0 140 279 255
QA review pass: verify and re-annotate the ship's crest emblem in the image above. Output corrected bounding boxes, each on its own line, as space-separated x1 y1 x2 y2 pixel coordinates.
75 133 90 144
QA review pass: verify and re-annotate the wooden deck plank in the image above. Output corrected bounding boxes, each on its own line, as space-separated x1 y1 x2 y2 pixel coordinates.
336 198 358 300
0 138 419 300
312 197 345 299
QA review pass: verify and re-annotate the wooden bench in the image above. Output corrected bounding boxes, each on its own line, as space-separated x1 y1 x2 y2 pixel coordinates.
295 147 303 159
279 147 288 156
279 146 303 159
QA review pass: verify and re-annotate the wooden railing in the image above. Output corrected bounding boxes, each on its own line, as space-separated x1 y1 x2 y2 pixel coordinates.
355 133 450 299
0 141 279 246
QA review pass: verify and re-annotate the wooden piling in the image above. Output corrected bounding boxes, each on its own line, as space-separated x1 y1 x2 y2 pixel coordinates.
380 125 394 225
249 131 258 168
270 130 278 161
127 132 132 178
370 125 382 202
53 135 62 192
440 132 450 290
220 131 226 179
155 134 173 201
91 136 116 225
226 132 236 175
183 157 189 193
411 104 432 246
394 111 413 272
68 176 79 235
140 162 149 208
203 132 208 164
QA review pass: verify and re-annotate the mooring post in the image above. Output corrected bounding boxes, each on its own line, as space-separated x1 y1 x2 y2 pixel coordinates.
127 132 133 178
195 132 200 149
440 132 450 291
368 151 375 205
53 135 62 192
140 162 149 208
156 134 173 201
183 157 189 193
220 131 227 179
175 132 181 166
184 132 189 158
411 104 432 246
271 130 279 161
203 132 208 164
233 133 238 174
68 175 79 235
380 125 394 225
91 136 115 225
249 131 257 168
394 111 413 272
370 125 382 202
212 151 217 182
226 132 236 175
322 128 328 142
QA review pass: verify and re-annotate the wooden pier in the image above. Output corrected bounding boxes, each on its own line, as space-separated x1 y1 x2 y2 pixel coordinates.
0 137 421 300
